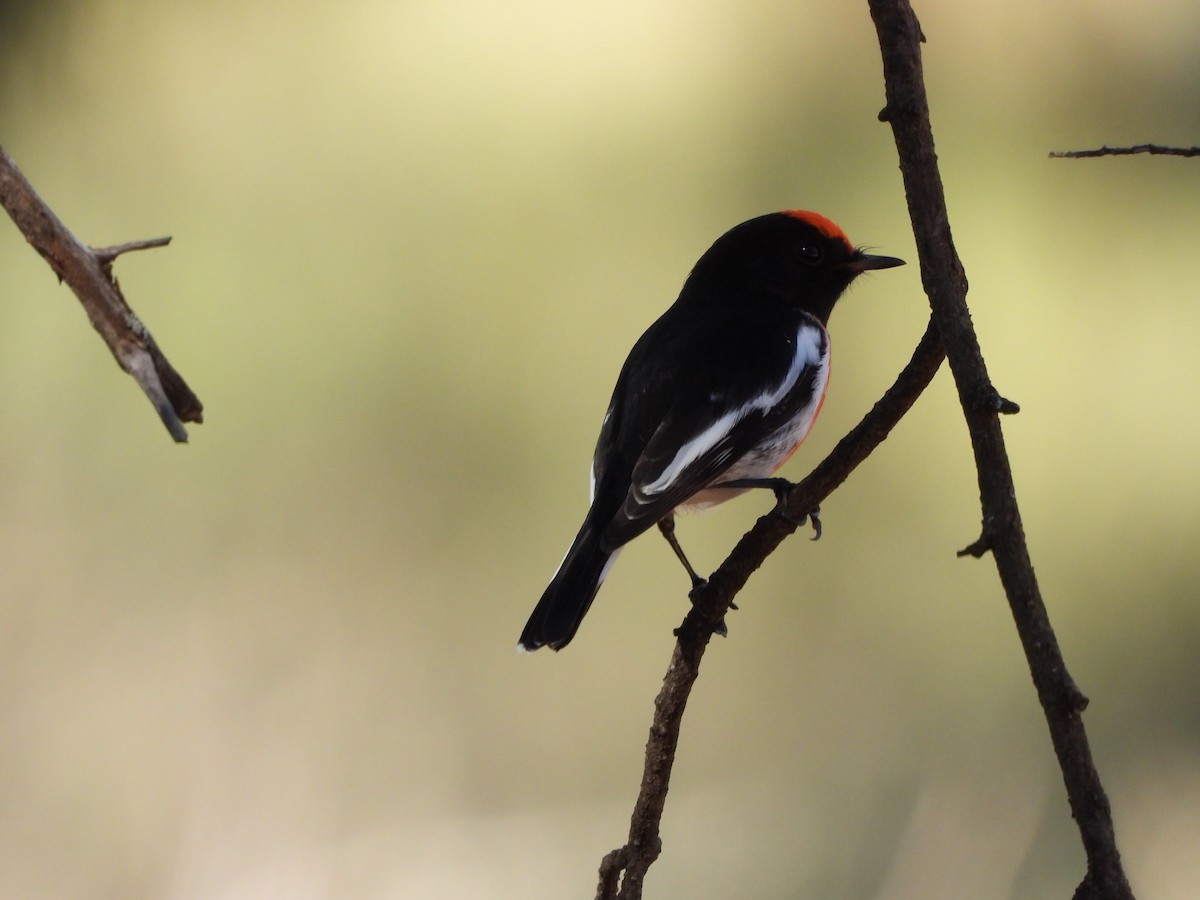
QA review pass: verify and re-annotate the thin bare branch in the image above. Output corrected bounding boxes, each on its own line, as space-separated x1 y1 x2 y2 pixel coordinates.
1050 143 1200 159
0 144 201 442
869 1 1133 897
92 236 172 267
597 320 945 899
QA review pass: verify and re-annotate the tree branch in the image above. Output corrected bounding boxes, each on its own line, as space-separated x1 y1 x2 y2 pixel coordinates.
0 144 202 442
599 3 1138 897
868 2 1133 897
597 320 945 899
1049 143 1200 159
92 236 174 265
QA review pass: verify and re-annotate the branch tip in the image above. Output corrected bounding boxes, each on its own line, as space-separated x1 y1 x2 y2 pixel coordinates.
1068 681 1090 714
957 535 991 559
122 347 190 442
968 380 1019 415
92 235 172 266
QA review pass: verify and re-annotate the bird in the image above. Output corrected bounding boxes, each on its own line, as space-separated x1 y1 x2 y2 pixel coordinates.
518 210 904 651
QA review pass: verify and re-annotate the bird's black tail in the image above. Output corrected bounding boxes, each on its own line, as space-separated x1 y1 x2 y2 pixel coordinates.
519 520 616 652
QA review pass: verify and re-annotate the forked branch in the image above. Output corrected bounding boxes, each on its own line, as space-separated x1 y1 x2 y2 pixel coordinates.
0 144 202 442
598 2 1136 898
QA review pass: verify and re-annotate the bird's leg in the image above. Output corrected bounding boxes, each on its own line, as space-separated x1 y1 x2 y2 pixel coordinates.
658 516 731 638
717 476 795 498
657 515 706 590
711 478 822 541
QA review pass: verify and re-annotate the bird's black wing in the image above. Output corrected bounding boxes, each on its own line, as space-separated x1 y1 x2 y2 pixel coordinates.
598 312 828 550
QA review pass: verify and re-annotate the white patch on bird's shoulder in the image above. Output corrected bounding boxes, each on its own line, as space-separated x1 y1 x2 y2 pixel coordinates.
750 323 825 411
641 322 827 500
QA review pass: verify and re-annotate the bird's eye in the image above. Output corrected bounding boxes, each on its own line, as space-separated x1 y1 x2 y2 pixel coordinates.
799 244 824 265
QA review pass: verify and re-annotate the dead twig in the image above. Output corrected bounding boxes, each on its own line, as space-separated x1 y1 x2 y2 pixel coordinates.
0 144 201 442
1049 143 1200 159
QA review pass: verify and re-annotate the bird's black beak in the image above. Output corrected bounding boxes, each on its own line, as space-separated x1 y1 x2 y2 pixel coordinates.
846 251 906 273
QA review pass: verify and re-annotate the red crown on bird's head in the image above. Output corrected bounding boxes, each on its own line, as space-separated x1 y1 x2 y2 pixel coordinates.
783 209 851 248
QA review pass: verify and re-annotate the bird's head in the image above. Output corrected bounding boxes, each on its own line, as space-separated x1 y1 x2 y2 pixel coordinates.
684 210 905 324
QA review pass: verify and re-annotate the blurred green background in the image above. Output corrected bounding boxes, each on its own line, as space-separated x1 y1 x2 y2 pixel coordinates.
1 1 1198 897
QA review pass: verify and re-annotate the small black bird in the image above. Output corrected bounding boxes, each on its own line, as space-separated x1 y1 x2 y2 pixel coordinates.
519 211 904 651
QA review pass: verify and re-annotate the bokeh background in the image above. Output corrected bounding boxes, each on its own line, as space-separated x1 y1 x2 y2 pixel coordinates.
1 1 1198 897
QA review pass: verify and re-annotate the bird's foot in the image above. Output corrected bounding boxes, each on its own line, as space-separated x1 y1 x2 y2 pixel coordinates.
803 506 822 541
716 477 821 539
